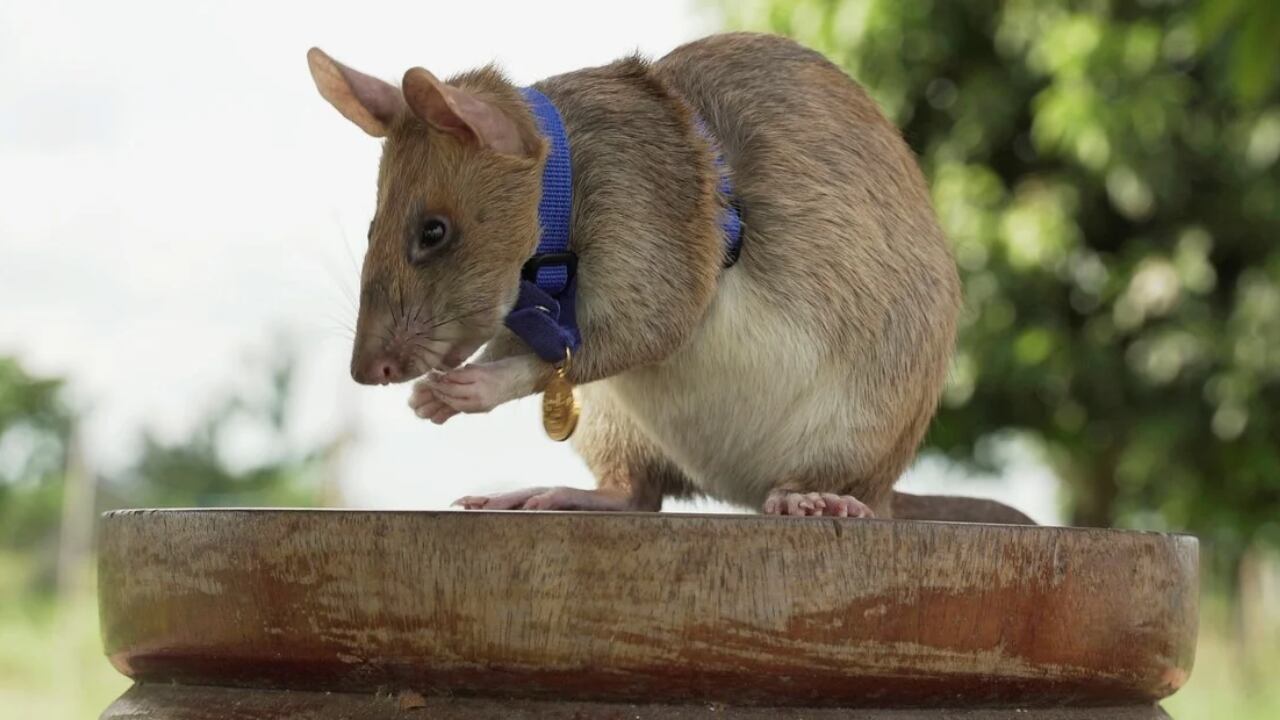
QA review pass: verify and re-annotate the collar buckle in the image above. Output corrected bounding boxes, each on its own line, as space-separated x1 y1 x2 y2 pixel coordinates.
521 251 579 284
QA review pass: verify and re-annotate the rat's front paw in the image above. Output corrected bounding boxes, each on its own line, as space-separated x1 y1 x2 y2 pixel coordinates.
408 372 461 425
410 356 541 419
763 490 874 518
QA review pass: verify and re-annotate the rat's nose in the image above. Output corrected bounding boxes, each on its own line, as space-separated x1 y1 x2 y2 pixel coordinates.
352 356 407 385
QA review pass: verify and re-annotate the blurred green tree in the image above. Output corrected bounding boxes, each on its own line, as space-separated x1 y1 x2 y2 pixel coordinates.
0 349 333 596
720 0 1280 572
102 350 329 509
0 358 73 552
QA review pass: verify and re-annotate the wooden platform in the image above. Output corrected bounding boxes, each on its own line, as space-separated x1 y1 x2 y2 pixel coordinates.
97 509 1198 717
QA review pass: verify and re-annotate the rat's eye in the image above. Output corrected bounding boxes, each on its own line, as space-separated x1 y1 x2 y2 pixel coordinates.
407 214 453 265
367 220 374 242
421 217 449 248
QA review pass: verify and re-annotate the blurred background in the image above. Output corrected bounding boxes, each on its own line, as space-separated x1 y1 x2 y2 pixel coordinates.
1 0 1277 716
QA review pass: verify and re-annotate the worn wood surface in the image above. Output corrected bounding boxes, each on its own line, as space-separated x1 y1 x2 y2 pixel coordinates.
98 510 1198 708
101 683 1173 719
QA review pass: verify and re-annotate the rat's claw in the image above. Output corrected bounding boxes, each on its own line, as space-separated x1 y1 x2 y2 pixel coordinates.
787 493 811 516
763 490 872 518
806 492 827 515
818 493 872 518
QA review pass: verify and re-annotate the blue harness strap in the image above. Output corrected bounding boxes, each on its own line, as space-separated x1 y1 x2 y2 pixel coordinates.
503 87 580 364
696 118 744 266
504 86 742 365
520 87 574 293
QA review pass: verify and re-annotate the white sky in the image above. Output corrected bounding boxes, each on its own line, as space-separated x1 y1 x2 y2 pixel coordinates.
0 0 1059 521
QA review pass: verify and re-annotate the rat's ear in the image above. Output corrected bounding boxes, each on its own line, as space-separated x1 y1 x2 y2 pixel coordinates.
401 67 529 157
307 48 403 138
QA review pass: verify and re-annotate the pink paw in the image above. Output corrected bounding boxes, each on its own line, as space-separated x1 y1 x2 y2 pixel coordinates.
408 357 540 423
407 371 460 424
762 491 874 518
453 486 633 512
410 366 501 415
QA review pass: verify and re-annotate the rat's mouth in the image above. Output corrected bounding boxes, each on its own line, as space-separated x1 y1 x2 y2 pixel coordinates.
440 347 470 370
431 337 486 373
352 304 499 384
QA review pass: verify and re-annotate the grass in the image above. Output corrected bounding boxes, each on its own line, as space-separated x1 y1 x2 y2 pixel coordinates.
0 553 1276 718
1163 597 1280 719
0 556 130 718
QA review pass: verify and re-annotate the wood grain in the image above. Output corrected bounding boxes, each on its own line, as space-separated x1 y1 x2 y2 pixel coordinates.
97 510 1198 708
101 683 1173 719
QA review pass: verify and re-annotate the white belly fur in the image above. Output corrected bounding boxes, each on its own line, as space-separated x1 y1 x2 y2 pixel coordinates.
599 270 870 508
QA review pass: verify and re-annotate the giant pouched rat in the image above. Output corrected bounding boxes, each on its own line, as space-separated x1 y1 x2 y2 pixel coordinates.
307 32 1027 522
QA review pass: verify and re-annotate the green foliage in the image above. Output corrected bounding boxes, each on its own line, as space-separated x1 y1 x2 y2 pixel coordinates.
0 349 327 564
103 351 326 509
721 0 1280 564
0 359 72 549
0 555 130 717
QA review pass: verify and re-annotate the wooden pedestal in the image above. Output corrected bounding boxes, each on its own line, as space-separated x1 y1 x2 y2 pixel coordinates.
97 510 1197 717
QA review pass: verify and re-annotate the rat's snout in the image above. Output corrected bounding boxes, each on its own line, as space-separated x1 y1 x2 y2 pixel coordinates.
349 277 428 386
350 315 416 386
351 354 411 386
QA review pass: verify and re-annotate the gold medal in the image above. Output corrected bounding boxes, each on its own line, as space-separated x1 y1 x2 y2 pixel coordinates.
542 348 579 441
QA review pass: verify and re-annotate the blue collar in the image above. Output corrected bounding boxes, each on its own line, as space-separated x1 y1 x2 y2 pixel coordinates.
698 119 744 266
503 87 580 365
503 86 742 365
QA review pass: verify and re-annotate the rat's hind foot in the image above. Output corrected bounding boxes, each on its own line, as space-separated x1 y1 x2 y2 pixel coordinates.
763 490 874 518
454 486 634 511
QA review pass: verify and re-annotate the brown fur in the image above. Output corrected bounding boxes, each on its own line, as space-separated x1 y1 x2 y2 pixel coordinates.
537 56 725 383
311 34 983 519
354 67 544 381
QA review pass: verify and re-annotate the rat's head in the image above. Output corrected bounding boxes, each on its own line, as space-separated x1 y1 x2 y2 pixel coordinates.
307 48 545 385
